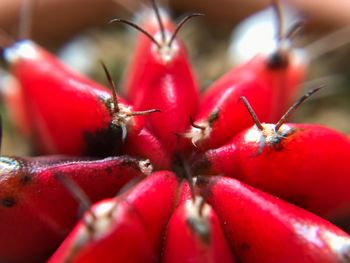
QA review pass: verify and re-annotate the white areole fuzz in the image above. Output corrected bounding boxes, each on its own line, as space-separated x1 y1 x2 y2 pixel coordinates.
185 120 212 147
4 40 40 63
152 31 179 64
244 123 294 145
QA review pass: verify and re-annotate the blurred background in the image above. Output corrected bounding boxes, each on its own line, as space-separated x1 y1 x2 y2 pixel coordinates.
0 0 350 156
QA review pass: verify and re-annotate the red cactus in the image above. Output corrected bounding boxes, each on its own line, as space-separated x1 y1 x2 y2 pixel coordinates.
0 155 150 262
0 0 349 262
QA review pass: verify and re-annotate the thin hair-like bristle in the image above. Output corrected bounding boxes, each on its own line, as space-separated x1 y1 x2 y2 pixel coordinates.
151 0 166 43
110 18 161 49
275 86 324 130
169 13 204 47
100 60 120 113
239 96 264 131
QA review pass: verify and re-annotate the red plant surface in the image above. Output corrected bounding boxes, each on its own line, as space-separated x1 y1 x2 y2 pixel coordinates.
1 1 350 263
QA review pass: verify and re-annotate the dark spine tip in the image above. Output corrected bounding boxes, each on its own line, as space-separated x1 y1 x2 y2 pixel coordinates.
275 86 324 131
238 96 264 131
110 18 161 49
130 108 161 116
150 0 166 43
168 13 205 47
100 60 119 113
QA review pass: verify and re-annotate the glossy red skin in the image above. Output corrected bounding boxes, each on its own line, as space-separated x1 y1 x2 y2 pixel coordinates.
162 197 235 263
123 12 199 155
194 142 239 176
0 155 145 262
123 8 175 100
134 50 199 155
204 176 350 263
192 69 273 150
249 53 306 121
122 171 178 255
50 171 179 262
176 180 193 205
49 199 155 263
200 123 350 219
122 127 171 169
5 40 157 158
5 40 118 155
